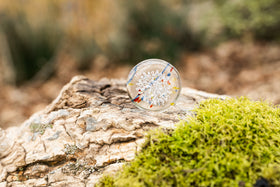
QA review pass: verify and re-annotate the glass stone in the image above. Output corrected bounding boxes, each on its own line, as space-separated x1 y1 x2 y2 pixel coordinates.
127 59 181 111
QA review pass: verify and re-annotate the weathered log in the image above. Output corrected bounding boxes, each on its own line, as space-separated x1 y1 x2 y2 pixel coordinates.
0 76 226 187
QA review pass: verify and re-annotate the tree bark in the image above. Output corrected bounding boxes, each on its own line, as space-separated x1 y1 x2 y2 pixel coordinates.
0 76 227 187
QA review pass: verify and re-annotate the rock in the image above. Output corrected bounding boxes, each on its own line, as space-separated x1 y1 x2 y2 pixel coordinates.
0 76 227 186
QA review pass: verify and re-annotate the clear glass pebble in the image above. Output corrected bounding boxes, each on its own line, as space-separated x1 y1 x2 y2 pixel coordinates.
127 59 181 111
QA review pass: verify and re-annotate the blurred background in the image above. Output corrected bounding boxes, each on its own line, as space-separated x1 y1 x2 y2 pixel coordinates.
0 0 279 129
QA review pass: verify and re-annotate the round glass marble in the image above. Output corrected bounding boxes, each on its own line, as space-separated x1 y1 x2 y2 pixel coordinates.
127 59 181 111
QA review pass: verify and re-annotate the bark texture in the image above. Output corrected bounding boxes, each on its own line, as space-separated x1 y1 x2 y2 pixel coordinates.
0 76 226 187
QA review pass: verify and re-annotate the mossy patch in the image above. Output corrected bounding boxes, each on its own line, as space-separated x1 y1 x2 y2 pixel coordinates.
98 97 280 187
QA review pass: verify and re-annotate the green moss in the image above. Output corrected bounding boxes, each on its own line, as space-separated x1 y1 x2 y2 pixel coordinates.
99 97 280 187
98 175 116 187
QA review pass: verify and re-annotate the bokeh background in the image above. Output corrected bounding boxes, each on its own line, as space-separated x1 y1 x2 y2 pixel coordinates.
0 0 279 128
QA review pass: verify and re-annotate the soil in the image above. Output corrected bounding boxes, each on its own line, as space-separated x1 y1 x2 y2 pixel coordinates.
0 41 279 129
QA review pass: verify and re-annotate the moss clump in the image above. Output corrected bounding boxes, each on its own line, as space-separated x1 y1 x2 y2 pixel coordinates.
99 97 280 187
98 175 116 187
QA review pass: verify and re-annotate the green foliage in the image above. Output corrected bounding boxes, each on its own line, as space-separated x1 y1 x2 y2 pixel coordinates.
123 0 203 62
99 97 280 186
0 14 61 85
214 0 280 41
1 0 279 85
